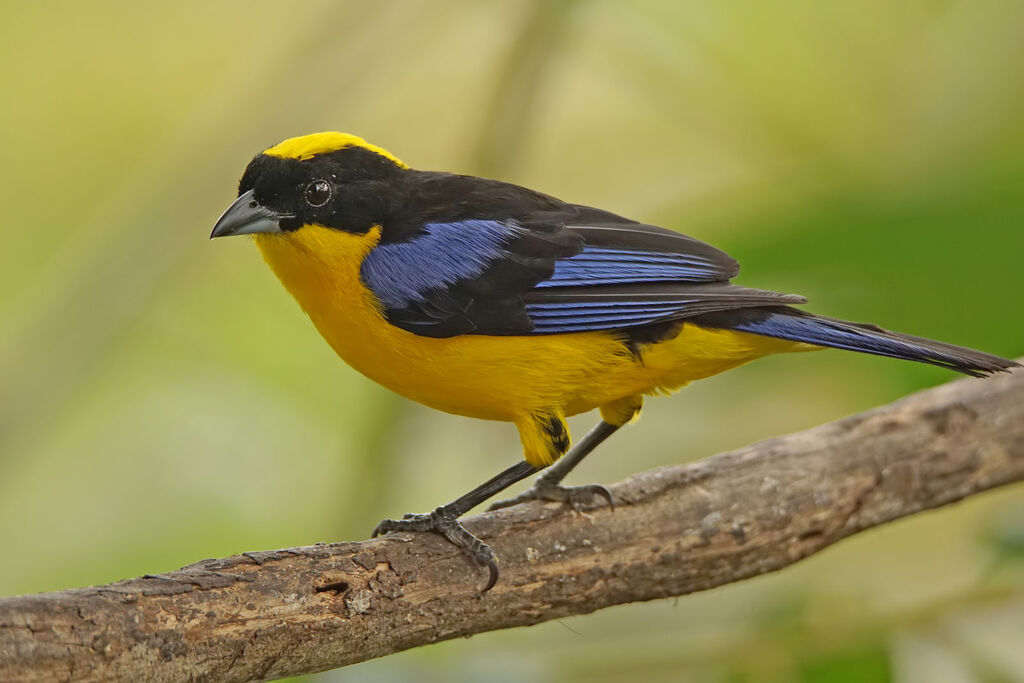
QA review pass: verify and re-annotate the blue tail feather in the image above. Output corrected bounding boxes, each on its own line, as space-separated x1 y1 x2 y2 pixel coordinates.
697 307 1017 377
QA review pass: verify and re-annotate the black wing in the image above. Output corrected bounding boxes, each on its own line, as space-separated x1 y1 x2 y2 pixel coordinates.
360 172 804 337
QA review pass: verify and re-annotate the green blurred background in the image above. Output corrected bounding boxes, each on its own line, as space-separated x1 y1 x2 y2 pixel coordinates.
2 1 1023 681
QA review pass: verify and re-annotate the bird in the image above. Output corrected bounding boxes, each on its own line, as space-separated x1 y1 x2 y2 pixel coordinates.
211 131 1017 590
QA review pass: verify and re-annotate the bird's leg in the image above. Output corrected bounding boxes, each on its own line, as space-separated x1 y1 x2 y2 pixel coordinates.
371 460 537 591
488 421 620 511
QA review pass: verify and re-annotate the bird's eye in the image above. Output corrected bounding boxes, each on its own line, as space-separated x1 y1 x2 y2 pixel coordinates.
304 180 331 207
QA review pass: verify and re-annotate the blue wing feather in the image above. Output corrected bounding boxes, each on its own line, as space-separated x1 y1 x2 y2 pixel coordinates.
535 246 724 288
361 219 518 309
526 300 696 332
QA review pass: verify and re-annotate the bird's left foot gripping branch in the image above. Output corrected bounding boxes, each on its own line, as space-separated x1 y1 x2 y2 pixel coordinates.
211 132 1017 590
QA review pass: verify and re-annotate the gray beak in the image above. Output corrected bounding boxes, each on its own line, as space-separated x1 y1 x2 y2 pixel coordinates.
210 189 290 238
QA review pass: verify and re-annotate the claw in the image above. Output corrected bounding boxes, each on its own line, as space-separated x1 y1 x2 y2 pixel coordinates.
370 509 499 592
483 561 499 593
588 484 615 511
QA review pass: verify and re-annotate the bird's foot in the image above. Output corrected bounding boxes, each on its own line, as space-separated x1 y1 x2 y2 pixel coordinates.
487 479 614 512
371 506 499 591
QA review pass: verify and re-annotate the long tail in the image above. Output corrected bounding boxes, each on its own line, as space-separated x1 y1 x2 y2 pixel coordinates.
694 307 1018 377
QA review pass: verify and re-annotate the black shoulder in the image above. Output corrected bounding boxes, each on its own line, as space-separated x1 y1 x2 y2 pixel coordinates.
380 171 569 243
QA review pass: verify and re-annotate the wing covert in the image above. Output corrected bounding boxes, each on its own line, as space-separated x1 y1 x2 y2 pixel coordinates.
360 217 581 336
361 219 518 310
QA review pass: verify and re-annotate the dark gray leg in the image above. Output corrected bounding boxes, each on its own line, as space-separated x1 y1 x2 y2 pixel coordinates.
372 460 537 591
488 421 620 511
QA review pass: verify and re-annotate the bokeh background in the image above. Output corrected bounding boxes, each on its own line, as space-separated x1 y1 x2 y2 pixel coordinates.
2 1 1023 681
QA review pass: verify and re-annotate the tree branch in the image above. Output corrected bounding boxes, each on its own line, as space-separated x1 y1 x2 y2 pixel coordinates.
3 367 1023 682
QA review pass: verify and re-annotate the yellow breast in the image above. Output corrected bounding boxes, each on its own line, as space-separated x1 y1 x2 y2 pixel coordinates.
253 225 806 423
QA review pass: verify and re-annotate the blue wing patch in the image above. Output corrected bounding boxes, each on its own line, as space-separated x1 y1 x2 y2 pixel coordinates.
525 300 695 332
536 246 723 288
361 219 517 309
522 241 747 332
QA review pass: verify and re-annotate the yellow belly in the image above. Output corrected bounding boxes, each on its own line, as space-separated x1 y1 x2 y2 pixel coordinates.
254 226 807 423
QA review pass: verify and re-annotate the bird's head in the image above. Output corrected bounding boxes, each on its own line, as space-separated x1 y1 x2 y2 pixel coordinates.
211 132 408 240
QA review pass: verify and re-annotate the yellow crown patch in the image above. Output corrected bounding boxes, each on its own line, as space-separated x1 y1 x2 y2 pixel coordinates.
263 132 408 168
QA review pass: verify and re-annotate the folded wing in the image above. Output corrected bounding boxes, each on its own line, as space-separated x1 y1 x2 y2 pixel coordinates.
361 200 804 337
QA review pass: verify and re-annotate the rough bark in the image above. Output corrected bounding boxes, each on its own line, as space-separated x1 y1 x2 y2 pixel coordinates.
2 368 1023 682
